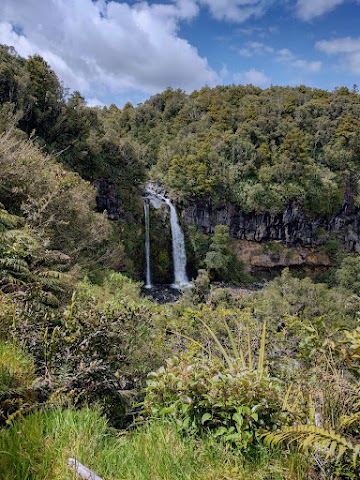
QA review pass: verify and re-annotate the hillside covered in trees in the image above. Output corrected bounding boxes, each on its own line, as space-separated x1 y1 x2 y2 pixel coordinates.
0 45 360 479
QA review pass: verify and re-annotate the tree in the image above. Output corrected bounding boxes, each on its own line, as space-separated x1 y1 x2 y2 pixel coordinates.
205 225 243 283
22 54 64 137
335 255 360 295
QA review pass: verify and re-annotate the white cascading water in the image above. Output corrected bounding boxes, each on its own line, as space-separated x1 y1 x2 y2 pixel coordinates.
143 200 152 289
164 197 191 288
144 187 191 289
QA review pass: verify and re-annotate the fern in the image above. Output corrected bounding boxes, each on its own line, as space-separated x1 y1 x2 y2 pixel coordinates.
265 424 360 468
339 411 360 429
0 207 23 231
0 257 31 275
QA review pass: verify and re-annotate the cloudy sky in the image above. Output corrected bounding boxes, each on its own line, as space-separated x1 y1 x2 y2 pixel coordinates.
1 0 360 106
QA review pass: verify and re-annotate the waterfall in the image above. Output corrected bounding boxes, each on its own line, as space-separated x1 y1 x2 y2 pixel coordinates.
144 200 152 289
164 197 191 288
144 187 191 289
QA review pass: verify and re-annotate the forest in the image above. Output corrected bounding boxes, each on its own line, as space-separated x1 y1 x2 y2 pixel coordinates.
0 44 360 479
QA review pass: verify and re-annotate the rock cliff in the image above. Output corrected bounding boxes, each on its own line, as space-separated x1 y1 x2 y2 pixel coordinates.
182 195 360 253
95 180 358 277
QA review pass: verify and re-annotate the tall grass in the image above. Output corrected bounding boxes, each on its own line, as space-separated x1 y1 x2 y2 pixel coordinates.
0 341 34 390
0 408 305 480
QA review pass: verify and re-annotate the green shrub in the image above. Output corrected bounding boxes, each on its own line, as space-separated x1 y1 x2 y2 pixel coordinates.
144 353 287 451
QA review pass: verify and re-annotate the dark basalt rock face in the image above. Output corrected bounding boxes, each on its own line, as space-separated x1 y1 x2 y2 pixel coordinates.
182 194 360 252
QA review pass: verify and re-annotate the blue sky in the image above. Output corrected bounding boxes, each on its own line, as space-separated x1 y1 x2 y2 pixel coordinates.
1 0 360 107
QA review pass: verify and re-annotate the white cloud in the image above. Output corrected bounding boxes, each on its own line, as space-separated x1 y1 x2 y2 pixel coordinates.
289 59 322 72
86 98 106 108
316 36 360 74
276 48 322 72
296 0 345 21
237 41 322 72
199 0 274 23
238 41 274 56
0 0 218 98
234 69 271 86
236 25 278 36
316 37 360 54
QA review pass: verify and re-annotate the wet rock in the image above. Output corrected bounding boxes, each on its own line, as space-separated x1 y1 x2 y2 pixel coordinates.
141 285 181 304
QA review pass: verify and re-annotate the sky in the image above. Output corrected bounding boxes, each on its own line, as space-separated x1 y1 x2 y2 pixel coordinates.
1 0 360 107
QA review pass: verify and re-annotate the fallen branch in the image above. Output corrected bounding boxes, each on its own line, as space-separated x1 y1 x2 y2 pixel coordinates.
68 458 104 480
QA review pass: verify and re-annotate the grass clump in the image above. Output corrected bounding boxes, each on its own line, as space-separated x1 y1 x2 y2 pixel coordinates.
0 340 36 425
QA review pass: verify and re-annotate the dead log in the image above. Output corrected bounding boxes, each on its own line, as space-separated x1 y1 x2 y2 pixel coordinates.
68 458 104 480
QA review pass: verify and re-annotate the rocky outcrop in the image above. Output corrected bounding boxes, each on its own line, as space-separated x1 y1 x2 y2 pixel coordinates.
182 195 360 253
232 240 331 276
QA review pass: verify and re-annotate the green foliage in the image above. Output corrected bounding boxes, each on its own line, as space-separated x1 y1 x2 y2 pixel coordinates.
147 204 174 283
205 225 244 283
0 408 110 479
188 226 210 266
144 353 286 451
335 255 360 295
130 84 360 216
0 131 113 264
144 319 288 452
191 268 211 303
0 204 73 306
0 342 34 390
4 275 164 426
265 425 360 478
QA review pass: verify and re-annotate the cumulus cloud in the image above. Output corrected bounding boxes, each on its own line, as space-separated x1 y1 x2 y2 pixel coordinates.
296 0 345 21
316 36 360 73
234 69 271 86
0 0 218 98
199 0 274 23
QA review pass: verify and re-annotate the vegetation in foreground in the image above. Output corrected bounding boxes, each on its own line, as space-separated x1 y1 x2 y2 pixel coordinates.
1 408 305 480
1 266 359 479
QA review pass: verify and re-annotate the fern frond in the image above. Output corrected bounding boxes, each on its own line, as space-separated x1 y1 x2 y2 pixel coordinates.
0 207 23 230
0 274 24 287
339 411 360 429
36 270 70 281
265 425 360 466
0 257 31 275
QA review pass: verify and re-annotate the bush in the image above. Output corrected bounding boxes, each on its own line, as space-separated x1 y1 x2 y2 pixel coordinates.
144 353 287 451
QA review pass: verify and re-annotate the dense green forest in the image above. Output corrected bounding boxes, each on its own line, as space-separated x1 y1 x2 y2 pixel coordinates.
112 80 360 217
1 45 360 479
